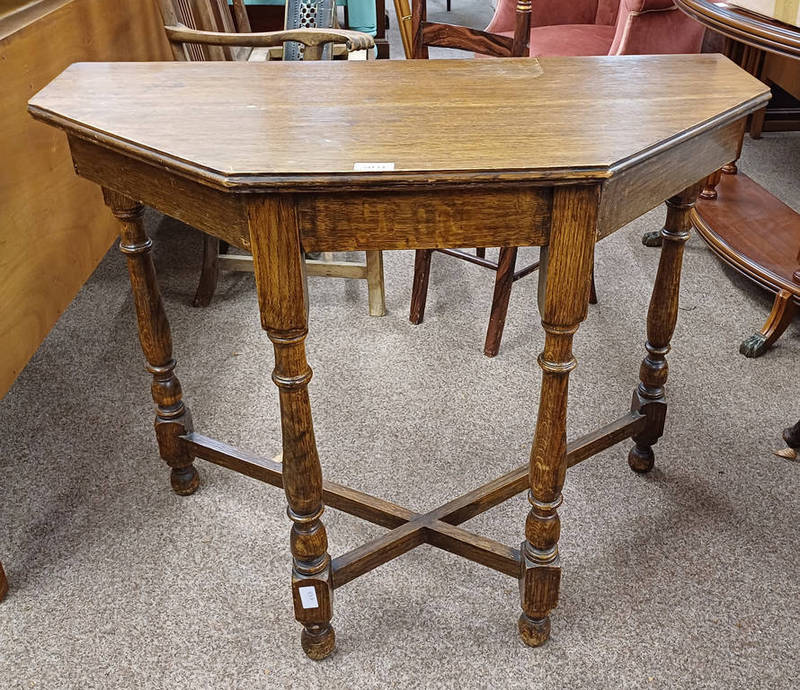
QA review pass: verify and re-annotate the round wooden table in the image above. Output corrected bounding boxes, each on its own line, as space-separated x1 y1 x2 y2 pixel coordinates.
676 0 800 358
676 0 800 455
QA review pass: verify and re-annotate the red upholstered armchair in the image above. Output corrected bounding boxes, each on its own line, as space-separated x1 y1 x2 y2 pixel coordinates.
485 0 706 57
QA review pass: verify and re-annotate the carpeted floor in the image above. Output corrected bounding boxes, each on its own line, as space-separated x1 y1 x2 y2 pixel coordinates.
2 4 799 688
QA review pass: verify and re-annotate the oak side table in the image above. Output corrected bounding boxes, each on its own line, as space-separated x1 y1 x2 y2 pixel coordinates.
28 56 768 657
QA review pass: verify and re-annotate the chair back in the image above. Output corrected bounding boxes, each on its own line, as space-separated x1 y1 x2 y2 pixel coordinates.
410 0 530 58
283 0 338 61
156 0 253 61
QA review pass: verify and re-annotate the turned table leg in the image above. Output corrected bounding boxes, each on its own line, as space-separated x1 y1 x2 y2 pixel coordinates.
629 184 703 473
519 186 598 646
248 197 335 660
103 190 199 495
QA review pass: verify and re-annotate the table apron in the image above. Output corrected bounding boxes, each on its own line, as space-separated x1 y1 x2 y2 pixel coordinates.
598 117 747 239
67 135 252 251
296 187 553 252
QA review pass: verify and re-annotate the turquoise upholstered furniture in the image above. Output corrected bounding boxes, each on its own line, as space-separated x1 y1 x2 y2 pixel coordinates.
233 0 376 35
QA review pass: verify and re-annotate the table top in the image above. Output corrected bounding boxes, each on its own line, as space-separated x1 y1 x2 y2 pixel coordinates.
676 0 800 57
28 55 769 190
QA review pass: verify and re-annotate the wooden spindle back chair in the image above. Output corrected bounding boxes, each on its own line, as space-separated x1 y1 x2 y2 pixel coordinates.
405 0 599 356
156 0 385 316
405 0 543 356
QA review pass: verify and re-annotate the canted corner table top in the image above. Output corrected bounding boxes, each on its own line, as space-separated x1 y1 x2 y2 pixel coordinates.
27 55 768 188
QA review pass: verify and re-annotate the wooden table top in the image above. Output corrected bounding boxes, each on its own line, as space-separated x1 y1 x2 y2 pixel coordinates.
28 54 769 189
676 0 800 58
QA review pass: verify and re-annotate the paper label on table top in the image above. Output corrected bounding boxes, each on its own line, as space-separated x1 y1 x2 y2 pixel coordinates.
298 586 319 609
353 162 395 171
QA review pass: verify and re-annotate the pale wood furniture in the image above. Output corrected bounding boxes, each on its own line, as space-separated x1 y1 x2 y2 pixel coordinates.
29 55 767 655
676 0 800 356
0 0 169 399
158 0 385 316
0 0 171 600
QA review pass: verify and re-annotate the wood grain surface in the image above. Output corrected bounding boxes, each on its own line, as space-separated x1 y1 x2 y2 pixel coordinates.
29 55 769 186
0 0 169 398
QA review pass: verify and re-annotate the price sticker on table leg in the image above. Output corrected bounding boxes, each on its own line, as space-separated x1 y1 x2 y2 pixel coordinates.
298 585 319 609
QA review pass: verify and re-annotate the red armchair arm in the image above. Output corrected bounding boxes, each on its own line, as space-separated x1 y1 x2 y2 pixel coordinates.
610 1 706 54
486 0 599 36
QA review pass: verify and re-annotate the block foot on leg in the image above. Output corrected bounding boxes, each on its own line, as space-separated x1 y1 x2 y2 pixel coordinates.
628 443 655 474
518 613 551 647
170 465 200 495
301 623 336 660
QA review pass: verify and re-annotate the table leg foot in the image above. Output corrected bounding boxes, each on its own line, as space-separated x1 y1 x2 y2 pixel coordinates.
170 466 200 495
739 290 796 358
518 613 550 647
628 443 655 474
641 229 663 248
301 623 336 660
739 332 768 358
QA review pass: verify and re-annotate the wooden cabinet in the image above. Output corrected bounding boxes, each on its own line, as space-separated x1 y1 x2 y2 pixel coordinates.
0 0 171 397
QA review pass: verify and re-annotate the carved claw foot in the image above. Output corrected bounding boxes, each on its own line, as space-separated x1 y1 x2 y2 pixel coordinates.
170 465 200 495
739 333 768 358
641 230 663 247
518 613 551 647
783 421 800 449
301 624 336 660
628 443 655 474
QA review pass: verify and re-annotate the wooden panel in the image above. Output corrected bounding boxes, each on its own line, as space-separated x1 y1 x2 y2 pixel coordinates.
762 50 800 99
28 55 769 187
597 118 746 238
296 188 552 251
0 0 170 397
67 137 250 251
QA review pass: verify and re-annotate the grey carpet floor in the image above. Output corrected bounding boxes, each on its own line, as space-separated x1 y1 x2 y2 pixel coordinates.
2 9 799 689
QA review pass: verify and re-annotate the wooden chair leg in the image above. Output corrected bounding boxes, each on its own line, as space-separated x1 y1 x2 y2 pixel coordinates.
750 105 767 139
409 249 433 324
589 264 598 305
739 289 797 357
0 561 7 602
193 233 220 307
365 250 386 317
476 248 486 258
484 247 518 357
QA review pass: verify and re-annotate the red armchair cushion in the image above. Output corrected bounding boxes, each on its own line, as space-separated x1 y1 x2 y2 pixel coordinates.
497 24 616 57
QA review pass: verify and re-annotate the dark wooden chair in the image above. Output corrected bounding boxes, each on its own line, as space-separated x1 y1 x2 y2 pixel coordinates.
156 0 385 316
406 0 596 356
